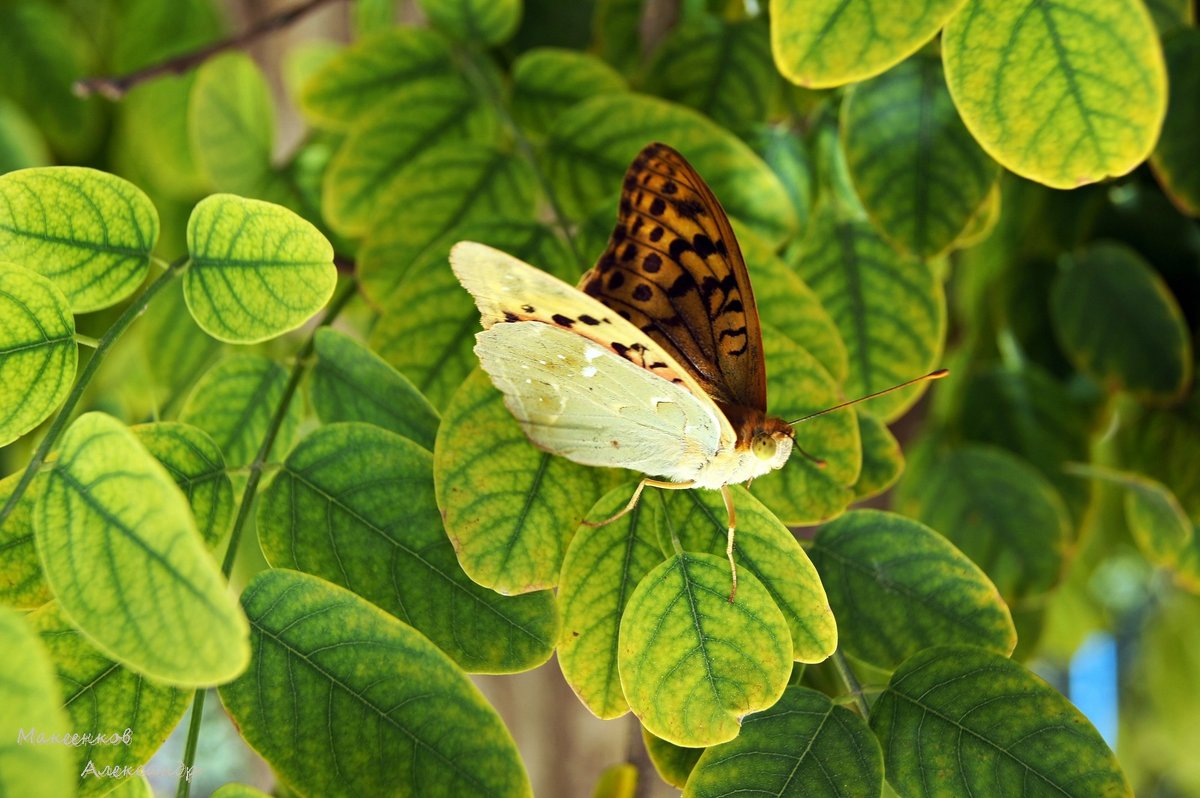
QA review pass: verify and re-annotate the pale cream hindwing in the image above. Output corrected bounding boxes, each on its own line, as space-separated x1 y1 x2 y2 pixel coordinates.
450 240 737 447
474 321 722 481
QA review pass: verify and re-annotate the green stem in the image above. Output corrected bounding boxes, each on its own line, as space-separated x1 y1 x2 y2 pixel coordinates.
0 257 188 527
832 648 871 720
456 47 588 270
74 333 100 348
175 278 358 798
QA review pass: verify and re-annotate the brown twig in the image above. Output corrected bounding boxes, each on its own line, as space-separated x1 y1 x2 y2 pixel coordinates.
74 0 344 100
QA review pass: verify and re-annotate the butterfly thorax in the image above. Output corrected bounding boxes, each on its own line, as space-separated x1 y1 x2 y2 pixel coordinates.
685 407 793 489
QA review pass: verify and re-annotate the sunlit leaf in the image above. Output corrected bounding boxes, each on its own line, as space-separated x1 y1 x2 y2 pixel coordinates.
943 0 1167 189
257 423 558 673
544 93 797 247
592 763 638 798
811 510 1016 670
0 263 76 447
218 569 532 797
684 686 882 798
619 551 791 746
310 328 440 450
417 0 522 45
842 53 999 258
184 194 336 343
558 484 666 719
872 645 1132 797
434 369 610 593
770 0 969 88
511 48 627 136
1150 30 1200 216
132 421 233 549
35 412 249 685
0 472 48 608
790 204 946 421
896 443 1072 604
1051 243 1192 401
179 354 302 468
0 167 158 312
0 605 73 798
27 601 188 798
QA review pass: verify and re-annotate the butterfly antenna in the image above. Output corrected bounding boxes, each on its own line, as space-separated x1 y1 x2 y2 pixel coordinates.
788 369 949 426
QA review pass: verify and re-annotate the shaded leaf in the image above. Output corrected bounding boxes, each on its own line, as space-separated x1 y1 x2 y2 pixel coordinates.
770 0 968 88
139 278 223 412
179 354 302 468
852 411 903 500
790 204 946 421
0 99 50 173
1144 0 1195 34
544 93 797 247
558 483 666 719
842 53 999 258
511 48 627 136
417 0 522 45
1051 242 1192 401
642 730 701 789
619 551 791 746
434 369 610 593
872 645 1132 797
1150 29 1200 216
684 686 882 798
0 263 76 447
811 510 1016 670
0 471 49 608
184 194 336 344
132 421 233 550
310 328 440 450
0 167 158 312
257 423 558 673
749 126 814 239
943 0 1167 189
35 412 249 685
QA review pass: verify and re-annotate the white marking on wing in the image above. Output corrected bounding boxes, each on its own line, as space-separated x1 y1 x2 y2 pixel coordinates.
581 366 597 378
584 346 604 362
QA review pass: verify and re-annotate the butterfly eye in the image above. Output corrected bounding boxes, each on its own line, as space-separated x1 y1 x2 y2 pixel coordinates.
751 433 777 462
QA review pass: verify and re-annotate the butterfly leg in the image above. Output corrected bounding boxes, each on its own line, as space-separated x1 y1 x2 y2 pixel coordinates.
582 478 695 529
721 484 738 603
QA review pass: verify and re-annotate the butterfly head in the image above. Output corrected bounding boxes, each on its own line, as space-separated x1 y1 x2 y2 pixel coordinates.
748 416 795 470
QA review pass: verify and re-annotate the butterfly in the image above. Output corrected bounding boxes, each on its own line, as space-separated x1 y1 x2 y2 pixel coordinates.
451 142 943 600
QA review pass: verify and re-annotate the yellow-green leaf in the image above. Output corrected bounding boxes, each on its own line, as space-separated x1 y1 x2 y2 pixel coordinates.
132 421 233 550
770 0 969 88
0 167 158 312
0 471 49 608
35 412 249 685
618 551 792 746
943 0 1167 189
0 262 76 447
642 730 702 789
417 0 522 45
511 48 627 136
852 411 903 500
1151 30 1200 216
184 194 336 343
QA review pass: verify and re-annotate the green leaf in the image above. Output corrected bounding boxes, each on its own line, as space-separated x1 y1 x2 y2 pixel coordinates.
1144 0 1195 34
852 411 903 500
138 279 223 412
952 181 1002 250
646 16 777 131
943 0 1167 189
184 194 336 343
749 328 859 524
684 685 883 798
1051 242 1192 401
790 204 946 422
35 412 249 685
188 52 286 203
749 126 815 240
0 167 158 312
211 785 272 798
359 147 538 309
218 568 532 797
896 444 1072 604
179 354 302 469
257 423 558 673
662 486 838 664
26 601 188 798
558 483 666 718
370 219 576 409
299 28 456 130
132 421 233 550
769 0 968 88
642 730 702 789
0 98 50 173
0 471 49 608
0 605 74 798
872 645 1132 798
311 328 440 450
512 48 627 136
417 0 522 45
322 76 500 237
0 263 76 447
1151 30 1200 216
434 369 610 593
842 53 999 259
544 93 797 247
618 551 792 746
810 510 1016 670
